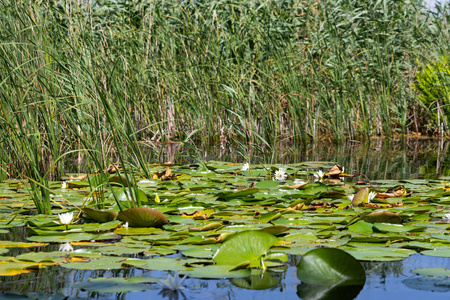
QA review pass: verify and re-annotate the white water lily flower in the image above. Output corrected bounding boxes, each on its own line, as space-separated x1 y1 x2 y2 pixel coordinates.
158 273 187 291
443 213 450 221
348 194 355 201
122 222 128 228
241 163 250 171
58 212 73 225
59 242 73 252
314 170 325 182
274 168 287 181
61 181 67 189
294 179 306 185
368 191 377 203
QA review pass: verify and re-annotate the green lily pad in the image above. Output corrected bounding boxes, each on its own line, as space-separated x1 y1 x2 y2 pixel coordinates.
124 257 192 271
412 268 450 277
117 207 168 228
72 276 159 292
230 273 279 290
373 223 427 233
61 256 125 270
297 248 366 285
0 261 40 276
213 230 279 268
82 208 118 223
348 221 374 235
363 210 402 224
421 249 450 257
181 264 251 279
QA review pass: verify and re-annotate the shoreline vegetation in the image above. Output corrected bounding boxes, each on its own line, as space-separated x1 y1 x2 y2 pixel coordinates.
1 0 450 181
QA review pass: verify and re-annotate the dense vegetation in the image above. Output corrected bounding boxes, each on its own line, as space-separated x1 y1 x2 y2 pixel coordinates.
0 0 449 180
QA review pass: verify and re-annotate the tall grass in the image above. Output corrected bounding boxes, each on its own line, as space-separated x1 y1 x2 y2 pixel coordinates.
0 0 449 183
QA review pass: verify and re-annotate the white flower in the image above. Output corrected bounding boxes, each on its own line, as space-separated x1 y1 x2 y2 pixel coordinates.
443 213 450 221
59 242 73 252
348 194 355 201
158 273 187 291
368 191 377 203
241 163 250 171
294 179 306 185
58 212 73 225
61 181 67 189
274 168 287 181
314 170 325 182
122 222 128 228
340 167 345 180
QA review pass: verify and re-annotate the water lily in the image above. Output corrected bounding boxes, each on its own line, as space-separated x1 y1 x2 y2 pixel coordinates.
348 194 355 201
59 242 73 252
241 163 250 171
274 168 287 181
158 273 187 291
368 191 377 203
122 222 129 228
61 181 67 189
314 170 325 182
443 213 450 221
58 212 73 230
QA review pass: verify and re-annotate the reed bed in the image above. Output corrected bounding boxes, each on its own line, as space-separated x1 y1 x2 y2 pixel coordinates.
0 0 449 185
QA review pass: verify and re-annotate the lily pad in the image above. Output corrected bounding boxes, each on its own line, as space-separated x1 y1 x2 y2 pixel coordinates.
230 273 279 290
213 230 279 268
363 210 402 224
297 248 366 285
181 264 251 279
117 207 168 228
412 268 450 277
82 208 118 223
72 276 159 292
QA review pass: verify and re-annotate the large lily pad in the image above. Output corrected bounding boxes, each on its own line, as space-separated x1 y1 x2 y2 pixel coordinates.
83 208 118 223
363 210 402 224
117 207 168 228
213 230 279 267
297 248 366 285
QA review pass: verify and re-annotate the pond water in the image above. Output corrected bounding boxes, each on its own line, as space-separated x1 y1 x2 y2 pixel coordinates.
1 138 450 300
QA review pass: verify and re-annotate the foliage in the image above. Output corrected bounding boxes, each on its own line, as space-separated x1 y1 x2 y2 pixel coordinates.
414 55 450 135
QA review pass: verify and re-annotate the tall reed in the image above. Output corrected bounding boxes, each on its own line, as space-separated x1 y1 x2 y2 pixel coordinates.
0 0 448 185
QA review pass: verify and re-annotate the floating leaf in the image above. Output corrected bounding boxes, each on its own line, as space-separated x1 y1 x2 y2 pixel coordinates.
117 207 168 228
421 249 450 257
72 276 158 293
351 188 369 207
213 230 279 267
373 223 426 233
412 268 450 277
124 257 191 271
0 261 39 276
297 248 366 285
231 273 279 290
363 210 402 224
348 221 373 235
83 208 118 223
182 265 251 279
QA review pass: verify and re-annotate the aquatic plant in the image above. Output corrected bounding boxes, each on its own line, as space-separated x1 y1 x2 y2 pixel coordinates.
58 212 74 231
158 273 187 291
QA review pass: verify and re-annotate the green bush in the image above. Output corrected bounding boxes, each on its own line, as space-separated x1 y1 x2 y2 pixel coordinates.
414 56 450 134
